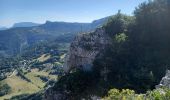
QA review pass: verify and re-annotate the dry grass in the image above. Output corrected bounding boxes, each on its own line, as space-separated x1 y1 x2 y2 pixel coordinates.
0 68 57 100
0 75 40 100
60 54 66 60
37 54 51 62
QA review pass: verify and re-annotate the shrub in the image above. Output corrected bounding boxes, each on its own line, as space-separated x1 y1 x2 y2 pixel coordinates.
104 88 170 100
103 89 142 100
114 33 128 43
0 83 11 96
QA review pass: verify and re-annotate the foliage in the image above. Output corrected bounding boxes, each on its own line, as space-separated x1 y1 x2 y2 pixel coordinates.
53 70 98 99
114 33 128 43
83 44 93 51
10 94 30 100
103 88 143 100
104 88 170 100
0 83 11 96
104 11 134 36
17 69 31 82
52 0 170 98
93 0 170 93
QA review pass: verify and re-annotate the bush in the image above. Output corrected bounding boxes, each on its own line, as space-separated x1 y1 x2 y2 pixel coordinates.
114 33 128 43
103 88 144 100
0 83 11 96
10 94 30 100
104 88 170 100
53 69 98 99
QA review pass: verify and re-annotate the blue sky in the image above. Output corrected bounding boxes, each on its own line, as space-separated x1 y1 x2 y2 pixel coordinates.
0 0 146 27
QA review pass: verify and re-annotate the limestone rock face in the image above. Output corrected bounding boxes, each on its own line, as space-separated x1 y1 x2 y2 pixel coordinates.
63 27 111 72
156 70 170 88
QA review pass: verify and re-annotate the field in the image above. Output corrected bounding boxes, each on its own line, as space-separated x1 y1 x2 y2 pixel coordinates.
0 68 57 100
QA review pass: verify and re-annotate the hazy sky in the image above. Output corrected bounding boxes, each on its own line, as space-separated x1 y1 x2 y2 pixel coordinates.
0 0 146 27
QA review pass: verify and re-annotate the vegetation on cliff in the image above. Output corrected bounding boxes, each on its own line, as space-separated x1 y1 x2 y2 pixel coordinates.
94 0 170 93
52 0 170 99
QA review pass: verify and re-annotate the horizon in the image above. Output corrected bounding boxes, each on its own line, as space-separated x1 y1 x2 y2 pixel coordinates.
0 0 146 28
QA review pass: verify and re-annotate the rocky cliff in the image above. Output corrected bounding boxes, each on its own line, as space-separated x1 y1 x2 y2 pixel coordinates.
156 70 170 89
44 27 112 100
63 27 112 72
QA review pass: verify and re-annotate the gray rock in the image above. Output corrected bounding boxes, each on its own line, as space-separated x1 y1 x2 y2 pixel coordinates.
63 27 111 72
156 70 170 89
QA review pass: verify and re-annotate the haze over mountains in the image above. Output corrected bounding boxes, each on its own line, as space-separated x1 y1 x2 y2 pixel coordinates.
0 16 109 56
0 27 8 31
12 22 40 28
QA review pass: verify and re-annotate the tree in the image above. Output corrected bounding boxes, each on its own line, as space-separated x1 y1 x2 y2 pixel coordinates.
0 83 11 96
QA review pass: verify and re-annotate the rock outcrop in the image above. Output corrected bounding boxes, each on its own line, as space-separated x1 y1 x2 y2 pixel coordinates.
44 27 111 100
156 70 170 89
63 27 111 72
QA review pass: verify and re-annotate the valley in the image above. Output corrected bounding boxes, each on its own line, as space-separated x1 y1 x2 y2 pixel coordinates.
1 0 170 100
0 16 108 99
0 41 68 99
0 68 57 100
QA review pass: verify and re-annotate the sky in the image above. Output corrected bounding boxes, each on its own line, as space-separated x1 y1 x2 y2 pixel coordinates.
0 0 146 27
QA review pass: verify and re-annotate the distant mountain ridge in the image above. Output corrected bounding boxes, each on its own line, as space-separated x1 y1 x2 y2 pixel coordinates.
0 16 110 56
0 27 8 30
12 22 40 28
